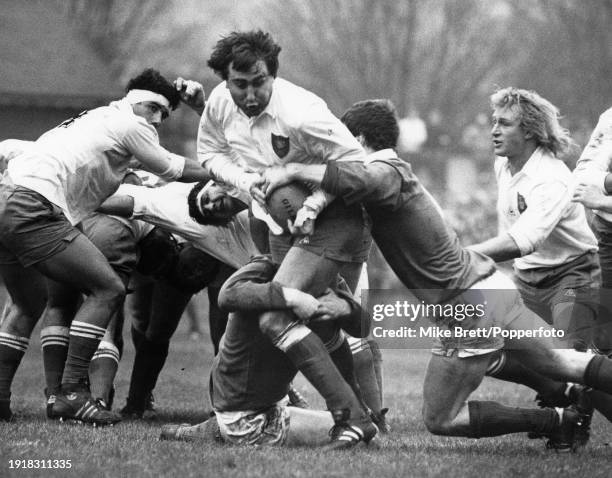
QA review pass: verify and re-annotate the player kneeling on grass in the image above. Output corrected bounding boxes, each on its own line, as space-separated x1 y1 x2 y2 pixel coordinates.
161 254 372 448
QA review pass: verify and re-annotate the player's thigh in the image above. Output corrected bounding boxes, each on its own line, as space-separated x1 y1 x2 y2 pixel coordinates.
0 263 47 335
273 247 340 295
284 407 334 447
422 353 489 425
35 234 124 298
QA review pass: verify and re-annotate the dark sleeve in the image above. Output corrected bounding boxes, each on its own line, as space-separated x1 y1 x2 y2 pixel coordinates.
334 286 372 338
218 255 288 312
321 160 404 209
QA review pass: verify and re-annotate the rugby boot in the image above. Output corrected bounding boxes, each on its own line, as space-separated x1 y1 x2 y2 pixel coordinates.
323 409 378 451
53 386 121 426
546 406 590 453
0 399 12 422
287 386 309 409
44 388 58 419
121 392 156 420
370 407 391 434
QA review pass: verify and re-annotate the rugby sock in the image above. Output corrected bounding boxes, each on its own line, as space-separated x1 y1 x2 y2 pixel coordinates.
61 321 106 389
368 340 384 405
584 354 612 394
40 326 70 395
275 325 366 419
126 338 169 410
467 401 558 438
89 340 120 405
0 333 29 401
351 338 383 415
486 350 567 403
588 389 612 422
328 336 365 410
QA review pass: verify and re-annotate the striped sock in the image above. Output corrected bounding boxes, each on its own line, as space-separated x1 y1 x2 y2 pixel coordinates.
40 326 70 395
350 338 383 415
89 340 120 405
0 332 29 400
62 321 106 388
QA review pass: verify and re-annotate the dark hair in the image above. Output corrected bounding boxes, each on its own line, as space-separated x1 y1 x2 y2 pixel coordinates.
207 30 282 80
187 181 233 226
340 99 400 151
125 68 181 110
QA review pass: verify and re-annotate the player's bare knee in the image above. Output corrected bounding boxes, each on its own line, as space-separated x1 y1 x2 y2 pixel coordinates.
92 275 126 304
422 408 452 436
258 311 293 340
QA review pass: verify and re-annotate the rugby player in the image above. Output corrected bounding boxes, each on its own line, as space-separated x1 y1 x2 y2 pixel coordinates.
189 30 377 447
0 69 210 424
573 105 612 354
160 254 372 447
470 87 600 352
258 99 612 450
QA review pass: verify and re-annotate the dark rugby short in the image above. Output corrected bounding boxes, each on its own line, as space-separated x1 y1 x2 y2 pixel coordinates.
0 184 80 267
81 213 138 284
269 199 372 265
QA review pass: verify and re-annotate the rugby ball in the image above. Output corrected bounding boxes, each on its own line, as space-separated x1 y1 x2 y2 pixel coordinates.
266 182 310 230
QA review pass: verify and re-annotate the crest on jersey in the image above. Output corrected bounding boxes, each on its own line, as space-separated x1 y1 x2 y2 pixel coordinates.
517 193 528 214
271 133 290 158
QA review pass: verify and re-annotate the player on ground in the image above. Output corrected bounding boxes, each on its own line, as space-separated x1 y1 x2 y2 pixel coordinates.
160 254 372 447
0 69 210 424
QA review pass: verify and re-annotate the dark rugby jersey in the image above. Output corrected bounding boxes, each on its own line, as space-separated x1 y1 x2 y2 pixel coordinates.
211 256 296 411
322 150 495 303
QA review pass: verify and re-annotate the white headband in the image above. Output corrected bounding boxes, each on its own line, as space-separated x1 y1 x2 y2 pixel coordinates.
195 181 215 216
125 89 171 111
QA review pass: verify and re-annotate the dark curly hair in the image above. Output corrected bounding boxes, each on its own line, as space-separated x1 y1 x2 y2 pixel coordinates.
207 30 282 80
125 68 181 110
341 99 400 151
187 181 233 226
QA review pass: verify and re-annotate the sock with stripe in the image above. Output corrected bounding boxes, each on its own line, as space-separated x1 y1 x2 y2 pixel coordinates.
40 326 70 396
486 350 568 403
467 400 559 438
351 338 383 415
89 340 121 405
328 335 364 410
274 324 365 419
0 332 29 401
61 321 106 390
368 340 384 405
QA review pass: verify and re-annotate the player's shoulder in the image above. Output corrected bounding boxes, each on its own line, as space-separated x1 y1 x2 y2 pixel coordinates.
272 78 329 126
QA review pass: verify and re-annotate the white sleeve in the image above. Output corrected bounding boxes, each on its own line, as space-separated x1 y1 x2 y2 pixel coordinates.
574 109 612 192
197 99 259 193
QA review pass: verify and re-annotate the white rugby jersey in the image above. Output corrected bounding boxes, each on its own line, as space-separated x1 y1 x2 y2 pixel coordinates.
116 182 260 269
574 107 612 222
495 147 597 270
197 78 365 204
6 99 185 225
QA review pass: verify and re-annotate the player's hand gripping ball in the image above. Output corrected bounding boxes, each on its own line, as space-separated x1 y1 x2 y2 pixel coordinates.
266 182 310 232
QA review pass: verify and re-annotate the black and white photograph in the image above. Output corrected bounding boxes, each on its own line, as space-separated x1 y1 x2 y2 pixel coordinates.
1 1 612 477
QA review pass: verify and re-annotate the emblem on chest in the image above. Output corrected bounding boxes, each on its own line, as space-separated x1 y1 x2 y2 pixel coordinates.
271 133 290 158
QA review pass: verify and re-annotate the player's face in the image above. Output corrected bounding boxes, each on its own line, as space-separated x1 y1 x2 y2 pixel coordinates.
227 60 274 117
132 101 170 129
491 106 528 159
200 184 235 220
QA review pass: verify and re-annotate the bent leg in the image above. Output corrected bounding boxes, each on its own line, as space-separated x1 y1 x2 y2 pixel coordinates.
284 407 335 447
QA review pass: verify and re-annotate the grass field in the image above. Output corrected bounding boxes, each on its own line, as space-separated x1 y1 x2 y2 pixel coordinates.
2 314 612 478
